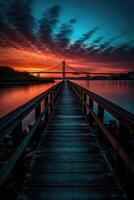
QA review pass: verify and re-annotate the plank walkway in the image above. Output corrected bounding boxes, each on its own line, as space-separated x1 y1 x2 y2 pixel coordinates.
18 82 126 200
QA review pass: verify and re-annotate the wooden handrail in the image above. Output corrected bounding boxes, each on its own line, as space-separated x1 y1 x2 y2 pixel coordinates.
0 81 63 138
68 80 134 176
0 81 63 187
69 81 134 130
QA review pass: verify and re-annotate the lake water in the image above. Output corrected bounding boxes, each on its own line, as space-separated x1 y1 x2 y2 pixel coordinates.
0 82 56 117
73 80 134 115
0 80 134 119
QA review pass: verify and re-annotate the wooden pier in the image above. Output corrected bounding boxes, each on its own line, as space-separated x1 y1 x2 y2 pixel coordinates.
0 81 134 200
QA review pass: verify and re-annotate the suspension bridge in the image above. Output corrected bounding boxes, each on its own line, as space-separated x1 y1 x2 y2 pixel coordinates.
29 61 115 80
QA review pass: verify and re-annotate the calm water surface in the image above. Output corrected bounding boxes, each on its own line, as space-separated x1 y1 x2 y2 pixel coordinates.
0 80 134 118
74 80 134 114
0 82 57 117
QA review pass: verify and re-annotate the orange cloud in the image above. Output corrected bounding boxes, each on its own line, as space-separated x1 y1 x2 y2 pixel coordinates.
0 47 133 75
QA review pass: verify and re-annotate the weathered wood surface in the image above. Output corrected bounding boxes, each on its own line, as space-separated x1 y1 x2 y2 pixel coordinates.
18 82 127 200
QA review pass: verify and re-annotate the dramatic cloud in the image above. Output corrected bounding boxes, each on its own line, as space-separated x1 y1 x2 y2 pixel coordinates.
56 19 75 47
74 27 99 47
0 0 134 72
7 0 34 37
38 6 60 50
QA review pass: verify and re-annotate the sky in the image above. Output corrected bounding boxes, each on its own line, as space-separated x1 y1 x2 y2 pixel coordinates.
0 0 134 73
33 0 134 43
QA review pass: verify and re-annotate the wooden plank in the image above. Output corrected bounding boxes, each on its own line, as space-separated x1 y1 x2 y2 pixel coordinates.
18 81 127 200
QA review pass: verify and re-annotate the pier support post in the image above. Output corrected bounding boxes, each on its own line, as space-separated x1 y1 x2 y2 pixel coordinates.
50 91 54 114
35 103 41 120
83 92 87 114
76 87 79 104
98 105 104 122
88 97 93 122
97 105 104 144
117 122 130 180
80 89 83 110
12 121 22 148
45 96 49 123
78 88 81 106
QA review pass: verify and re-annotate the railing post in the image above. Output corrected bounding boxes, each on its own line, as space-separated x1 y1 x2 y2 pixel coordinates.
12 123 25 192
50 91 54 114
81 90 83 111
98 105 104 122
54 85 59 100
97 105 104 143
117 122 130 179
80 89 83 110
30 103 42 148
83 92 87 114
12 121 22 148
78 88 81 106
53 88 56 100
88 97 93 121
76 87 79 103
35 103 41 120
45 95 49 122
89 97 93 110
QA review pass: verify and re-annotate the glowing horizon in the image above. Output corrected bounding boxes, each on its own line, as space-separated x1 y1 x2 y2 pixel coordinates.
0 0 134 74
0 47 134 74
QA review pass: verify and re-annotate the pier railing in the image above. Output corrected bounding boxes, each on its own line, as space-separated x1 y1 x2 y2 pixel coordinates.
69 80 134 185
0 81 63 193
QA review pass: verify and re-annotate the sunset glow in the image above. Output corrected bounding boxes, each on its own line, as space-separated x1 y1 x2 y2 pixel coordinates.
0 47 133 74
0 0 134 74
0 2 134 199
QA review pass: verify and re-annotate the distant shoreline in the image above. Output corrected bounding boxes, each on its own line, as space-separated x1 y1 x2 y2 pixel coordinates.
0 80 55 87
0 66 55 87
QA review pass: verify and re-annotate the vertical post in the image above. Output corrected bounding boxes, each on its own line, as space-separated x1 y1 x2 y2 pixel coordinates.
35 103 41 120
12 121 22 148
83 92 87 114
81 90 84 111
80 89 82 109
97 105 104 142
77 87 79 103
117 122 130 179
89 98 93 110
78 88 81 106
88 97 93 122
50 91 54 114
53 88 56 100
98 105 104 122
33 103 42 146
62 60 66 80
12 123 24 190
45 95 49 122
53 87 57 100
87 73 90 80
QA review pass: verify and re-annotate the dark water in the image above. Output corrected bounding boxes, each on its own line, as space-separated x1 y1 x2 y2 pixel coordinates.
0 82 56 118
73 80 134 114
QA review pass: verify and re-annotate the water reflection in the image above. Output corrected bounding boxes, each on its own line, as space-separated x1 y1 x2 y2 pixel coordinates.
74 80 134 114
0 80 133 118
0 82 56 117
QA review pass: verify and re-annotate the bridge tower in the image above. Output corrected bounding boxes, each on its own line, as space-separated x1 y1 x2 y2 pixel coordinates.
62 60 66 80
37 72 40 77
87 73 90 80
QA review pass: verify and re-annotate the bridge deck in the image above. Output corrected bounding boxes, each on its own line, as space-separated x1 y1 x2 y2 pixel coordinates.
18 82 126 200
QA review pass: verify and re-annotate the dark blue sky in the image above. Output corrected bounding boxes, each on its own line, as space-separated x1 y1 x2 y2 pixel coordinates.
0 0 134 71
33 0 134 45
